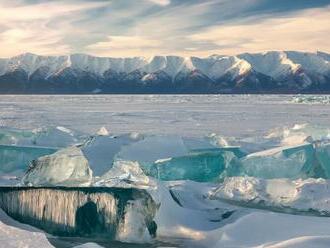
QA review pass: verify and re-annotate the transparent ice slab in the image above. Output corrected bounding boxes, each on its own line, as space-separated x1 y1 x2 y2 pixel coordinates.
240 143 315 179
22 146 92 186
0 144 57 174
81 133 143 177
141 149 240 182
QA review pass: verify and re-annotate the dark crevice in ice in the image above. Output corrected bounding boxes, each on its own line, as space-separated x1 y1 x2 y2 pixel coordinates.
75 201 103 236
169 189 183 207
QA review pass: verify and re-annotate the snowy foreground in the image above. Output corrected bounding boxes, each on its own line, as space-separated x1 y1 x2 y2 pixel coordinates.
1 95 330 248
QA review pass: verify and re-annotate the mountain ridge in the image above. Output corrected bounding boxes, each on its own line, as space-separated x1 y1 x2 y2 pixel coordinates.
0 51 329 93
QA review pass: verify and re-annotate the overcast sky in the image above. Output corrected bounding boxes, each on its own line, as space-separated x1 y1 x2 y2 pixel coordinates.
0 0 329 57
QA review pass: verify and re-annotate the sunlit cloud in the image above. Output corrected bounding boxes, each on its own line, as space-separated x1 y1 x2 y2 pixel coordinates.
0 0 108 57
0 1 108 21
0 25 71 56
85 0 256 57
188 6 330 55
87 36 162 57
147 0 171 6
0 0 328 57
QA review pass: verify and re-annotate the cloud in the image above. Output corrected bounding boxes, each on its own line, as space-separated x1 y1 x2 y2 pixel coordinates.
0 25 71 56
0 0 329 57
87 36 162 57
188 6 330 55
0 1 108 22
85 0 257 57
147 0 171 6
0 0 109 57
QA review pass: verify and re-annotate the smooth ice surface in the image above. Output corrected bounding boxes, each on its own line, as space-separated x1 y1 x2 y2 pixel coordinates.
208 211 330 248
116 135 221 167
315 142 330 178
81 134 143 176
0 145 57 173
145 150 239 182
240 143 315 179
22 146 92 186
263 236 330 248
116 135 192 163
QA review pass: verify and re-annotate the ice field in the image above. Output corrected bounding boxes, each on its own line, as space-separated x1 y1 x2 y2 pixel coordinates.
1 94 330 137
1 94 330 248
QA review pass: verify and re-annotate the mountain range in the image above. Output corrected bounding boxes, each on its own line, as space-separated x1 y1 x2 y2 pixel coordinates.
0 51 329 93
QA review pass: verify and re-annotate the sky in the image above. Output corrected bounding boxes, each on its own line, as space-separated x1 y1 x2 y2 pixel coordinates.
0 0 329 57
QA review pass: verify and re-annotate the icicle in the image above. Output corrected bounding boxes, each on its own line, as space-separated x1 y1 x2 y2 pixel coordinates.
0 187 157 242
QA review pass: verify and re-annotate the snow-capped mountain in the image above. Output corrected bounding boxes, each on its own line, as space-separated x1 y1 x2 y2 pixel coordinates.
0 51 329 93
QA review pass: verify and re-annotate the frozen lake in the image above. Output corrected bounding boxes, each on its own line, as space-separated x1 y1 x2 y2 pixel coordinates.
1 94 330 248
0 94 330 137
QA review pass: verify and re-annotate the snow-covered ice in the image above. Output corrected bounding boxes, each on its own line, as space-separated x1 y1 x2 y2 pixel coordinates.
1 94 330 137
0 208 53 248
211 177 330 214
1 95 330 247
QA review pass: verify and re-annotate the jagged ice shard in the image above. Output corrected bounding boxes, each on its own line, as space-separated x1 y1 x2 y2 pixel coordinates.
18 131 330 186
114 135 245 182
0 127 85 185
4 123 330 246
22 146 92 186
